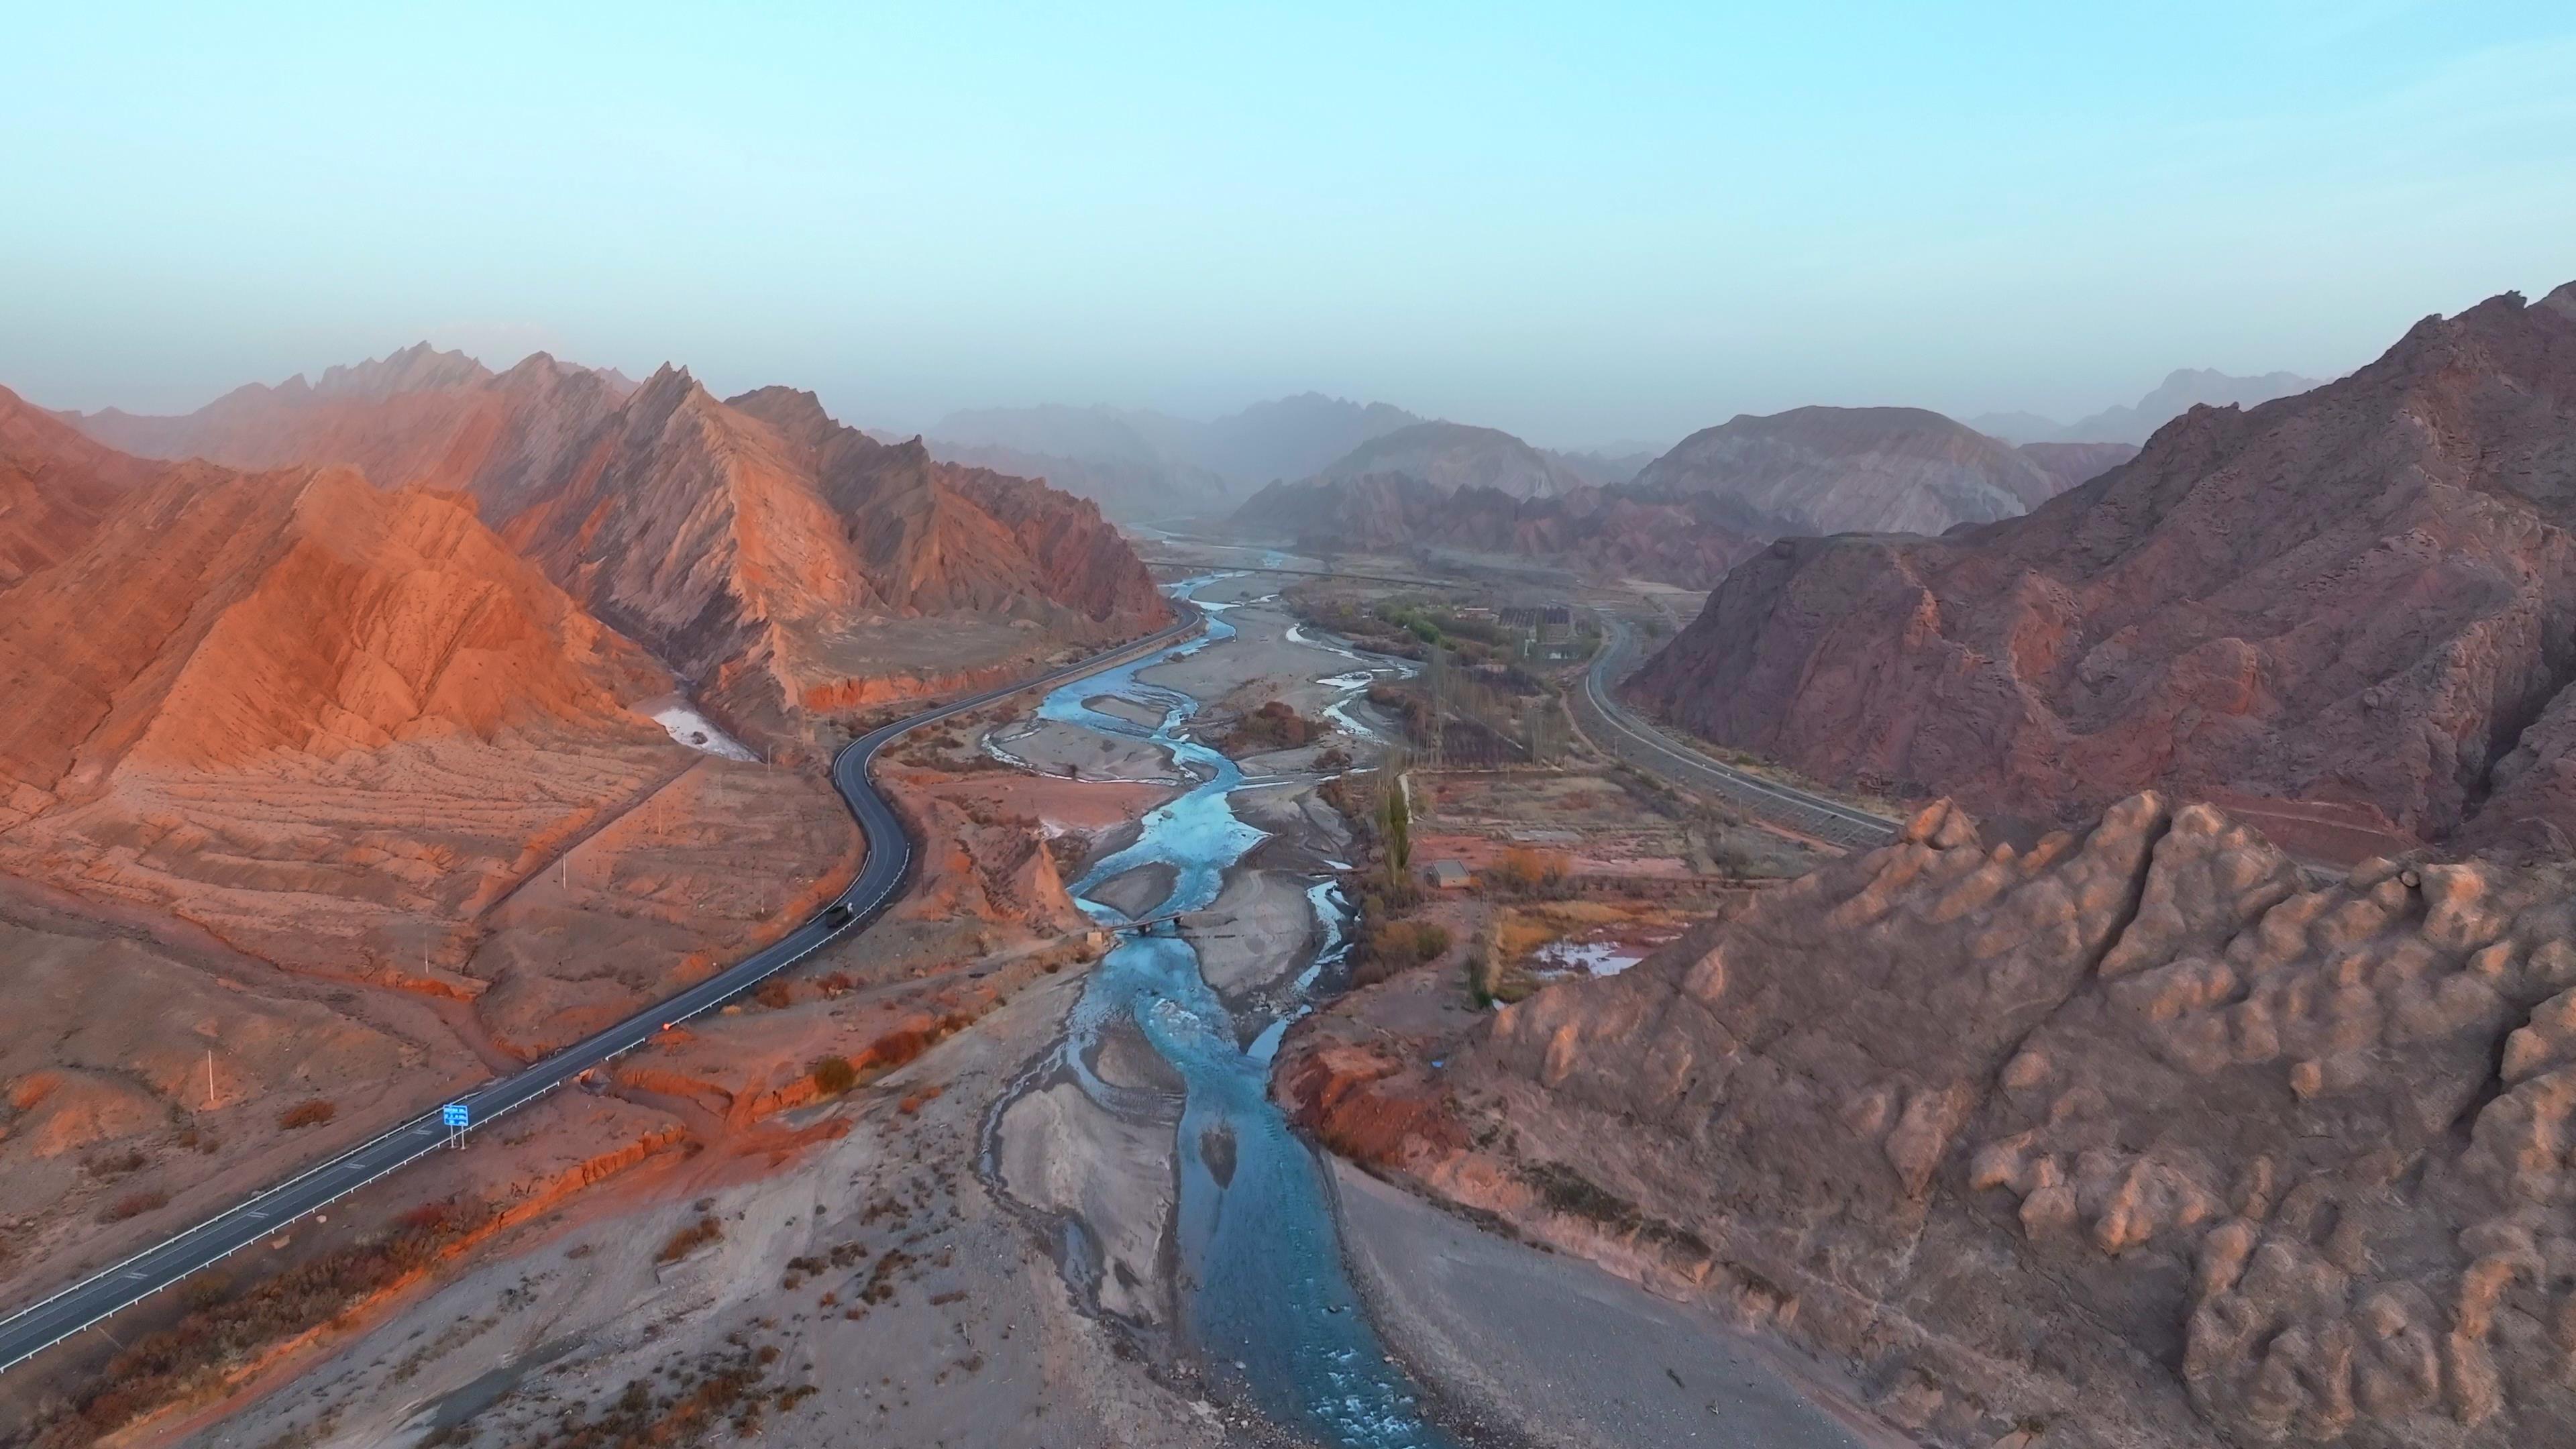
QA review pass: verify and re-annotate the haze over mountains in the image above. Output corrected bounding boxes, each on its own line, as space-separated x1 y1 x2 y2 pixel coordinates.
1971 367 2326 446
1631 282 2576 857
1232 402 2137 587
923 392 1427 518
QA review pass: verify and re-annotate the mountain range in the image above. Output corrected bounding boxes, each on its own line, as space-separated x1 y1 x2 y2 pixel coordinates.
60 343 1169 739
1629 282 2576 857
1971 368 2326 446
1230 405 2133 588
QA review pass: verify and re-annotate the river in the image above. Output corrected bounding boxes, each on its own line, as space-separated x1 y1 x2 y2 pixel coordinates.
998 575 1463 1448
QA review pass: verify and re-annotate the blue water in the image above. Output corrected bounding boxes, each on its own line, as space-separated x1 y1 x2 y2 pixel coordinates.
1034 576 1460 1448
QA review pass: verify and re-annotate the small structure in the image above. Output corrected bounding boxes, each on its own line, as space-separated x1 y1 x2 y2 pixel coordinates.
1426 859 1472 890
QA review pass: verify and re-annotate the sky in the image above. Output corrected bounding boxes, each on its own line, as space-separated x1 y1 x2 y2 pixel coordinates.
5 1 2574 449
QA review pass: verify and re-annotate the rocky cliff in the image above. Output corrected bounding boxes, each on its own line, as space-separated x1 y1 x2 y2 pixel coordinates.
1293 792 2576 1446
1627 283 2576 855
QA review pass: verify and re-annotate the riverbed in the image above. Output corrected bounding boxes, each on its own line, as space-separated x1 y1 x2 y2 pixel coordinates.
987 573 1463 1448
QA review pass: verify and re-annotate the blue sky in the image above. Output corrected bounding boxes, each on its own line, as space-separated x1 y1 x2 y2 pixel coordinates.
5 1 2573 447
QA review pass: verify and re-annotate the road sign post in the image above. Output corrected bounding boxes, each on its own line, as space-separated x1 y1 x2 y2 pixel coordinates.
441 1102 469 1148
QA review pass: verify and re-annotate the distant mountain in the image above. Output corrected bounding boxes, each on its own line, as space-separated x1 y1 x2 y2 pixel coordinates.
1195 392 1424 484
926 391 1424 517
1631 406 2066 537
1972 368 2325 445
1544 447 1656 488
1232 407 2084 588
1629 282 2576 853
1233 472 1765 588
1314 420 1584 498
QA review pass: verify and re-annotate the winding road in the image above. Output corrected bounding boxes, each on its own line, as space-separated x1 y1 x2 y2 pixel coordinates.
0 608 1202 1377
1574 616 1898 851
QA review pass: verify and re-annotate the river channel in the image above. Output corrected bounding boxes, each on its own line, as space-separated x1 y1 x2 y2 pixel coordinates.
994 574 1462 1448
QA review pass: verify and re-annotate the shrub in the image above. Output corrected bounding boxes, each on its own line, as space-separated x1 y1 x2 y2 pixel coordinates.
810 1057 857 1095
100 1189 169 1222
656 1214 724 1264
755 978 795 1010
1485 847 1570 896
276 1099 336 1130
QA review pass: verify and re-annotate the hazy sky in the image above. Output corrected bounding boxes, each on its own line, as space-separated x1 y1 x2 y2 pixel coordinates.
7 2 2574 448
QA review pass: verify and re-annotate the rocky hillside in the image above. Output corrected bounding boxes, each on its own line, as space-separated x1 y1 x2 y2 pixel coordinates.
0 413 861 1273
1632 405 2068 537
1287 792 2576 1446
1 384 154 586
1625 283 2576 855
69 346 1170 733
0 458 668 821
2017 439 2139 491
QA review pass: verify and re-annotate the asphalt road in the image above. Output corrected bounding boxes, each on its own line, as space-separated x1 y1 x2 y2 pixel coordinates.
0 607 1202 1376
1574 617 1898 851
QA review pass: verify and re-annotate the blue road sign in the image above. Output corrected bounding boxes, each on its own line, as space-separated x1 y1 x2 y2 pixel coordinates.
441 1103 470 1128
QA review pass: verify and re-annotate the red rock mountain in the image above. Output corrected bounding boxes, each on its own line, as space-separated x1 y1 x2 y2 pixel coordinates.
68 347 1169 733
0 447 667 829
1627 282 2576 855
1 384 156 586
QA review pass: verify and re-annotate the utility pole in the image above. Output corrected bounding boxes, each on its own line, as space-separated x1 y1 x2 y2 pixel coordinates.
205 1049 217 1110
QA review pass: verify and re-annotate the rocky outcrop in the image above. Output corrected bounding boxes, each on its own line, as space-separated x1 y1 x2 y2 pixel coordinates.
1412 793 2576 1446
1631 405 2068 537
1627 283 2576 853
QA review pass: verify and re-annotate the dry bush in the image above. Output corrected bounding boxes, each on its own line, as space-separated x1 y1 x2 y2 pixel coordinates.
33 1196 491 1446
655 1214 724 1264
276 1099 336 1130
1485 847 1572 896
810 1056 857 1095
98 1189 168 1222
